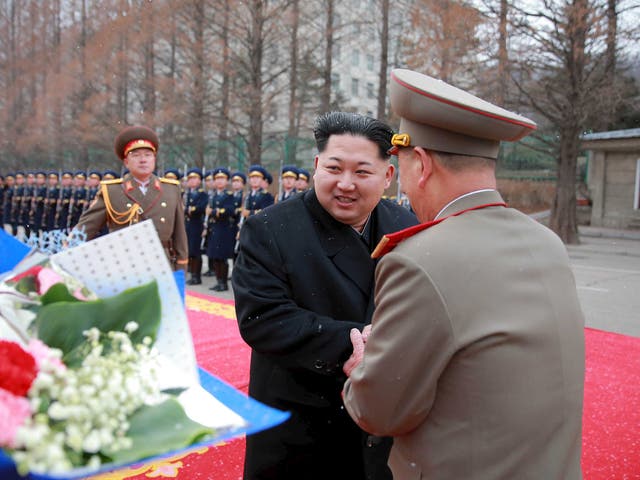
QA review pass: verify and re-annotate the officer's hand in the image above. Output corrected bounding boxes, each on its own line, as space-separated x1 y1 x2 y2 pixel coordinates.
343 328 365 377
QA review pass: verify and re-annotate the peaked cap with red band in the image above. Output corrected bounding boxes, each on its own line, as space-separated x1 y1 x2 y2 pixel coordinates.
389 69 537 159
114 125 159 161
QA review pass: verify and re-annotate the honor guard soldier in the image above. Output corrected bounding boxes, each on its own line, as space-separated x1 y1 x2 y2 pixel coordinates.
0 173 17 236
69 171 88 229
202 170 216 277
102 170 119 181
206 167 236 291
75 125 188 271
230 171 246 228
55 172 74 231
20 172 36 237
10 172 26 237
42 172 60 232
242 165 274 219
85 171 102 210
163 168 181 181
278 165 298 202
30 171 47 235
0 174 4 230
296 167 310 192
184 168 209 285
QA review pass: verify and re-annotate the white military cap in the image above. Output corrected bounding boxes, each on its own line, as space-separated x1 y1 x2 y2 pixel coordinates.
389 69 537 159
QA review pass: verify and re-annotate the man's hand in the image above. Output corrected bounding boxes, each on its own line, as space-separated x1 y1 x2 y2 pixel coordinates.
343 328 366 377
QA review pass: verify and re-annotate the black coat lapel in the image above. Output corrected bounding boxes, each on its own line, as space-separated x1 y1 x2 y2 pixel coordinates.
303 190 375 296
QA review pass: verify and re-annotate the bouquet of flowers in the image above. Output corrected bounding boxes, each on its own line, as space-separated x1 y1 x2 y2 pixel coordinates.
0 261 214 476
0 222 288 480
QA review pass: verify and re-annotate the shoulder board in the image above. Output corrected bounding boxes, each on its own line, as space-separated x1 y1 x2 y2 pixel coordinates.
101 179 123 185
160 178 181 186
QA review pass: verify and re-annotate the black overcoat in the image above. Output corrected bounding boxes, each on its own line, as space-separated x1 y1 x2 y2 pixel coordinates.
233 189 417 480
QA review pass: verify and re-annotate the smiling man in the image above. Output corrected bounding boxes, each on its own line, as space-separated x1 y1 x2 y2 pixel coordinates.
75 125 188 271
232 111 417 480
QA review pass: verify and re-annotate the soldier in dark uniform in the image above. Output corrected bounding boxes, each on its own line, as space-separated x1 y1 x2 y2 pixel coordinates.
278 165 298 202
68 171 88 229
10 172 26 237
242 165 275 219
0 174 5 233
3 173 16 235
29 171 47 236
162 168 181 181
206 167 236 291
19 171 36 238
41 172 60 232
184 168 209 285
202 170 216 277
230 171 246 231
55 171 74 231
85 171 102 210
75 125 188 271
296 167 311 192
102 170 119 181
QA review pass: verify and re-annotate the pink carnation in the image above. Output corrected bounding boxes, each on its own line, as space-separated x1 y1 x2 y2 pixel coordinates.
27 339 66 372
36 267 64 295
0 388 31 448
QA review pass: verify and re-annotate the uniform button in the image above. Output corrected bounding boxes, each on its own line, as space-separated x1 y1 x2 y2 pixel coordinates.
314 360 326 370
161 202 167 207
126 203 132 208
160 217 165 223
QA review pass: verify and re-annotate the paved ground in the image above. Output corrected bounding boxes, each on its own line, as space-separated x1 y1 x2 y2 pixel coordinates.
187 224 640 338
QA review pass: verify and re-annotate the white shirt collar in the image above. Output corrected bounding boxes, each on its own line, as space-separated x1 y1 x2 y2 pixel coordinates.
434 189 496 220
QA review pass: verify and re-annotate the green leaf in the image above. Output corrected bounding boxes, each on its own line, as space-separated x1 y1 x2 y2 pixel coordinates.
34 281 161 364
40 282 80 305
103 397 214 464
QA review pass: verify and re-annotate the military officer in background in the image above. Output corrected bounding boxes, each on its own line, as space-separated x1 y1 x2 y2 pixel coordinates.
295 167 311 192
278 165 298 202
163 168 181 182
103 169 119 181
55 171 74 231
242 165 274 219
202 170 217 277
206 167 236 291
75 125 188 271
0 174 4 229
184 168 209 285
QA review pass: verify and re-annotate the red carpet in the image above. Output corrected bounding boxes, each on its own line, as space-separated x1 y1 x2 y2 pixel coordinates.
91 292 640 480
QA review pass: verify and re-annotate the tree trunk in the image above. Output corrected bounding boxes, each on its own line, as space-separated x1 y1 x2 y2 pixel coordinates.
219 0 231 166
377 0 390 121
287 0 300 164
320 0 334 114
247 0 265 165
550 128 580 244
193 0 206 168
496 0 508 106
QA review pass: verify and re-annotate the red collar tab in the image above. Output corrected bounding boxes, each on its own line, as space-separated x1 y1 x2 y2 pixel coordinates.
371 202 507 259
124 181 134 192
154 179 161 190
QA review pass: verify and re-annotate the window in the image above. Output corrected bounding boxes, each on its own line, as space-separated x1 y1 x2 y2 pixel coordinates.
331 73 341 91
352 50 359 66
635 158 640 210
351 78 359 96
367 54 374 71
367 82 375 98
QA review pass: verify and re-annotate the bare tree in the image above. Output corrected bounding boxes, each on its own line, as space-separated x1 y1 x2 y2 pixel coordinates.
377 0 390 121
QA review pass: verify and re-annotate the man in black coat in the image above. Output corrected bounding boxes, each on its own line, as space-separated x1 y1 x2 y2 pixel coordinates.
232 111 418 480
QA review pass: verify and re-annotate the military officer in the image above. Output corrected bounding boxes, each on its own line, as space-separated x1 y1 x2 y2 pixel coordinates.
184 168 209 285
278 165 298 202
75 125 188 271
55 171 74 231
206 167 236 291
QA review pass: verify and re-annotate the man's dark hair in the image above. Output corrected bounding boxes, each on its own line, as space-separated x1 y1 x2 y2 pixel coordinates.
313 111 394 159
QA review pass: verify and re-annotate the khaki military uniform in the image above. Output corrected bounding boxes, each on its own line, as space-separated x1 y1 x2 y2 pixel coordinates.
76 173 188 270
